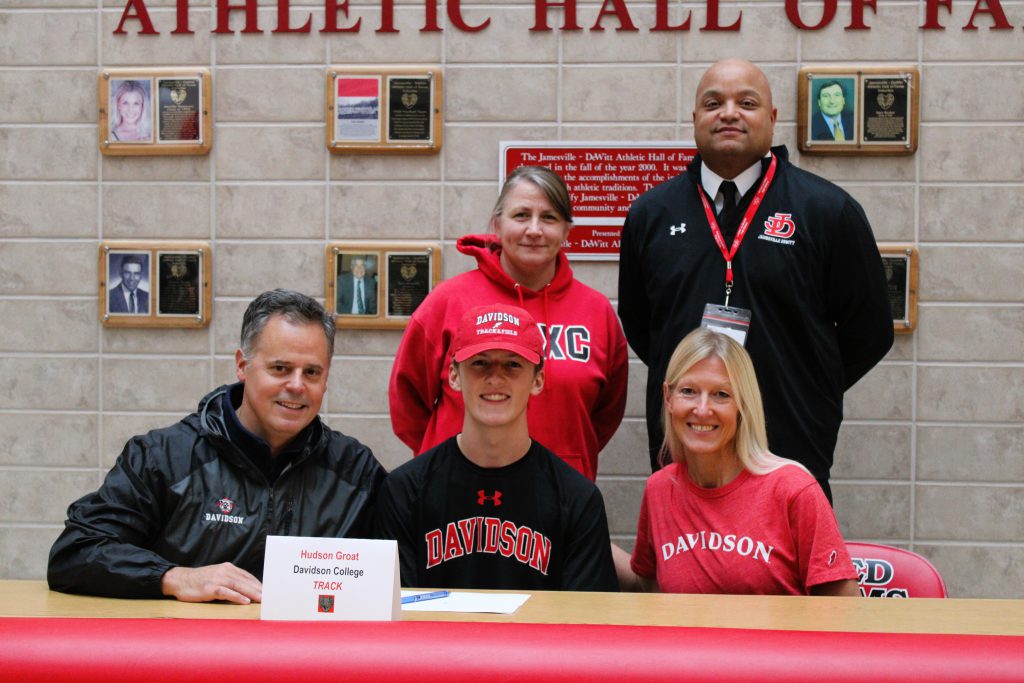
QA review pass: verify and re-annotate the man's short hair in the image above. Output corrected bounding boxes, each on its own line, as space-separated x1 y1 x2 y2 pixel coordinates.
817 80 845 100
240 289 335 359
120 254 145 270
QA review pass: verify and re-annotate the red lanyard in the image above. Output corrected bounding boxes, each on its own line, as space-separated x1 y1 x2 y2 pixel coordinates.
697 154 777 306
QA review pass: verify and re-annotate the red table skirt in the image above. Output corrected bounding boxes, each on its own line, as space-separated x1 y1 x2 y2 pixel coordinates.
2 617 1021 682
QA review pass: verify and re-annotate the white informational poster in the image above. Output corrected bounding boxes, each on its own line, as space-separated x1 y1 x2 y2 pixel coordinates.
335 76 381 142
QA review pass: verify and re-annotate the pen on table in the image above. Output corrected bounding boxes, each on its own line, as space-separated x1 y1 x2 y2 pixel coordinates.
401 590 450 605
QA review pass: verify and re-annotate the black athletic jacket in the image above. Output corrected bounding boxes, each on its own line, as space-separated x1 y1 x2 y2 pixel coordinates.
47 385 386 599
618 146 893 482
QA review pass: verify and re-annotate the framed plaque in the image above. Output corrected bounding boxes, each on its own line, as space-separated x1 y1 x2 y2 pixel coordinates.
797 66 919 156
385 251 432 318
156 76 203 143
100 241 211 328
99 68 211 156
157 250 203 317
387 76 433 143
326 243 441 329
862 76 912 145
327 66 442 154
879 245 918 334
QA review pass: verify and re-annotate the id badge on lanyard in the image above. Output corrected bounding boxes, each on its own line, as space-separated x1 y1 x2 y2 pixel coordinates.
701 303 752 346
696 154 777 346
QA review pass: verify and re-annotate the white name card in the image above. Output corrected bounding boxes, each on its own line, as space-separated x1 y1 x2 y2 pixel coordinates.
261 536 400 621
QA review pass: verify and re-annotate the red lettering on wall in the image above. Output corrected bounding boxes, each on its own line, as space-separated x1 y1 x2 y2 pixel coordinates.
107 0 1023 37
114 0 158 35
374 0 396 32
420 0 442 31
652 0 692 31
215 0 261 34
964 0 1013 29
532 0 582 31
274 0 313 33
702 0 741 31
173 0 193 34
785 0 837 30
845 0 876 29
920 0 952 28
591 0 639 31
448 0 491 31
322 0 362 33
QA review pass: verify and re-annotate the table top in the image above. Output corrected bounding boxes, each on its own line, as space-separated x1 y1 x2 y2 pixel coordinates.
3 580 1023 636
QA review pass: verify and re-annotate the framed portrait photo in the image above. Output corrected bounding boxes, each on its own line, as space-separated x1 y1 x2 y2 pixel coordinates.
100 241 211 328
326 243 441 329
334 251 382 318
99 68 211 156
107 77 155 145
105 250 152 317
326 66 442 155
807 75 858 146
798 66 919 156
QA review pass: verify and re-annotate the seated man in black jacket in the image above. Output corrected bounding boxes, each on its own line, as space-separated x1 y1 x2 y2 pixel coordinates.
376 303 618 592
48 289 386 604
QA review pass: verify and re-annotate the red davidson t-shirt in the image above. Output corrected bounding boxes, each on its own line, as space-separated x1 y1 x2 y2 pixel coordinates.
631 462 855 595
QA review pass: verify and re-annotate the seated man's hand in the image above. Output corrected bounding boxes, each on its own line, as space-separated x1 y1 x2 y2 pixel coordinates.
161 563 263 604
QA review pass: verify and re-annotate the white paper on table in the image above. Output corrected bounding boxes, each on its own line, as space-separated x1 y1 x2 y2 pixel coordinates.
400 590 530 614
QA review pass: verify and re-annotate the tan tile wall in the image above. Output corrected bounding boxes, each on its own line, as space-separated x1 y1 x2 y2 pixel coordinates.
1 1 1021 599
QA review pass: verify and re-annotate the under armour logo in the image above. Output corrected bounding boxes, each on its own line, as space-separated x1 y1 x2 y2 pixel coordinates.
668 223 686 236
477 489 502 506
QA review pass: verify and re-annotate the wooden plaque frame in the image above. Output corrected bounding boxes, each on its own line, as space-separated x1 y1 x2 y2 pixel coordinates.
326 242 441 329
879 245 919 334
797 66 919 156
99 68 212 156
326 66 442 155
100 241 212 328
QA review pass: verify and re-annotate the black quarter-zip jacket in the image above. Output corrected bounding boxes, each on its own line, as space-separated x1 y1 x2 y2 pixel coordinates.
48 383 386 599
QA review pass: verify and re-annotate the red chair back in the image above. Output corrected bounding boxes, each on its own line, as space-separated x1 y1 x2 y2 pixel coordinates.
846 542 948 598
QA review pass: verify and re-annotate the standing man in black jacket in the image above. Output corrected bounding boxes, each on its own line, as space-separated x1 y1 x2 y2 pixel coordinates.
48 289 386 604
618 59 893 501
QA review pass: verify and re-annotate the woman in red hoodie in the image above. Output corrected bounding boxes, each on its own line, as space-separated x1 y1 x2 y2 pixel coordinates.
388 166 628 481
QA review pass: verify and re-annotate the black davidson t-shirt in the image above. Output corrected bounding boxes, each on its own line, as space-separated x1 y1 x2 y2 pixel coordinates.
376 437 617 591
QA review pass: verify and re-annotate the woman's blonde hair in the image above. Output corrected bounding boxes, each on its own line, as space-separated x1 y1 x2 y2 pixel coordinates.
660 327 806 476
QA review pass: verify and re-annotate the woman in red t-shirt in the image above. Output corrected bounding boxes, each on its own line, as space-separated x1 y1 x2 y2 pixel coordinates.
620 328 860 596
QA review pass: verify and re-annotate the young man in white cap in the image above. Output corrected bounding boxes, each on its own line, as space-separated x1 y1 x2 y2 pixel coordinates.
376 303 617 591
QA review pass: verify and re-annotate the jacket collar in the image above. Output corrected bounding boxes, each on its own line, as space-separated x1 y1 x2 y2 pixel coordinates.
195 383 325 481
688 144 790 188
